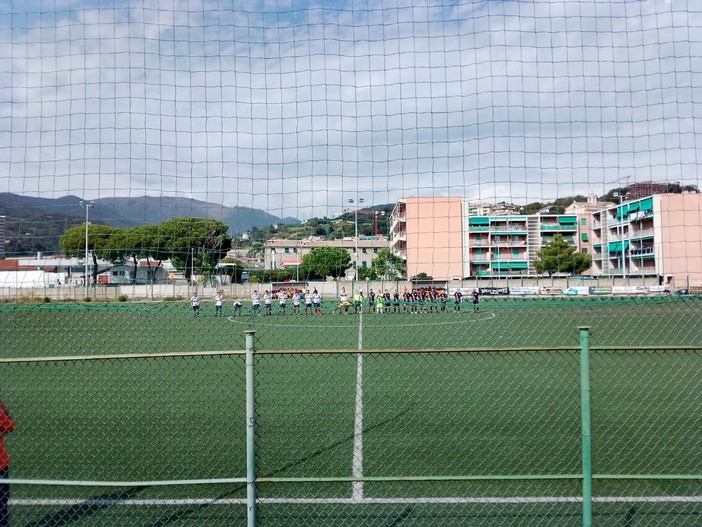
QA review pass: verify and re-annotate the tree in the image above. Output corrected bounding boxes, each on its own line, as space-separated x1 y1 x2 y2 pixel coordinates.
410 272 433 281
533 234 592 276
59 224 115 285
155 217 232 279
369 248 406 280
298 247 351 279
59 217 233 283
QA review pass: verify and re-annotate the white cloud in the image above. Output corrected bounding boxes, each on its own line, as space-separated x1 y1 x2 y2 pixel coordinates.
0 0 700 219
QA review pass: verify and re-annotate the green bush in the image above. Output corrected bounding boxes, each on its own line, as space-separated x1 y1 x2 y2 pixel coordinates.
117 294 128 302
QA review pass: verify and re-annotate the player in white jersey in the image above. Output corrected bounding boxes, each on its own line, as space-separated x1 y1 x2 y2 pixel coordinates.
250 290 261 315
312 290 322 315
304 290 313 314
292 291 301 314
279 290 288 315
263 290 273 315
190 293 201 317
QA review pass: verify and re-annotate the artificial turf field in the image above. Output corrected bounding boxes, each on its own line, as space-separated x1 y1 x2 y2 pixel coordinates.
1 296 701 526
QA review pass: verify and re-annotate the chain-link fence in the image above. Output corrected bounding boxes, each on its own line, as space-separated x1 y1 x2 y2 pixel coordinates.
1 299 700 526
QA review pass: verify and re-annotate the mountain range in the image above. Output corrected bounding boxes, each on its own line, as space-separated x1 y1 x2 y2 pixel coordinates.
0 193 298 256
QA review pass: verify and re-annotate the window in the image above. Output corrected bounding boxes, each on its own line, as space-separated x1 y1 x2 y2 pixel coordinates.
362 261 367 268
513 248 519 257
362 248 367 254
293 248 298 253
284 248 289 253
373 248 378 253
582 248 588 254
581 218 587 226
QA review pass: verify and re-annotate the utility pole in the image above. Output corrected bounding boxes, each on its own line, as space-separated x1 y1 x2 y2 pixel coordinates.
79 200 94 297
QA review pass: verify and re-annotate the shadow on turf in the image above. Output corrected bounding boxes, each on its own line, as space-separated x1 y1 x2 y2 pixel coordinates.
145 404 417 527
22 487 145 527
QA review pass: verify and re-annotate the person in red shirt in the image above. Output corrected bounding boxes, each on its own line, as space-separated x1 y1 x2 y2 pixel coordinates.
0 400 14 527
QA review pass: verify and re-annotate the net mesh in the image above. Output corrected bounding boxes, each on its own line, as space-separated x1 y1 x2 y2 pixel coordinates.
1 0 702 525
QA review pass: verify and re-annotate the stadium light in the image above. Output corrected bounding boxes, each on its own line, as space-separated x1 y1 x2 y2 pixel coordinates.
348 197 364 280
79 200 94 297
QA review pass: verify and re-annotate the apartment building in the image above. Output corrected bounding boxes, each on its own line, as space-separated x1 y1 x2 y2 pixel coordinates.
391 197 578 279
392 192 702 282
565 194 616 272
390 197 464 280
264 236 389 276
465 214 578 277
590 193 702 283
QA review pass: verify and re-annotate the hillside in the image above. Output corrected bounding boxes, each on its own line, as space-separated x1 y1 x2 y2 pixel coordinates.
0 193 298 257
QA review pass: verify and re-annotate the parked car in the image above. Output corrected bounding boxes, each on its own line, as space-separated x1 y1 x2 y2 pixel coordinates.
676 288 689 296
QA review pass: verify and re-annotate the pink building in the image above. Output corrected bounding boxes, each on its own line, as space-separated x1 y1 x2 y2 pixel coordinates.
590 193 702 284
391 197 464 280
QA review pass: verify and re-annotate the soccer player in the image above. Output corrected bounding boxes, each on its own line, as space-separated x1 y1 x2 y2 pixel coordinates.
453 289 463 312
279 290 288 315
471 289 480 312
339 287 349 314
312 289 322 315
383 290 392 311
214 292 224 316
353 291 362 313
233 299 243 316
304 289 313 314
367 289 376 313
190 293 201 316
393 290 401 313
375 293 384 314
439 289 448 312
292 291 301 314
263 290 273 315
430 288 439 312
251 290 261 315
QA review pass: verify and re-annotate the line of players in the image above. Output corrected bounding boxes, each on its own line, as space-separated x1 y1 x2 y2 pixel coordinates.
191 286 480 317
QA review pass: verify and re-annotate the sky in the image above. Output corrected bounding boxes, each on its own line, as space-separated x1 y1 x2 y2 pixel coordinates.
0 0 700 219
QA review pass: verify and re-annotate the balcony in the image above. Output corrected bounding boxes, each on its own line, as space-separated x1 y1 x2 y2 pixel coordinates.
629 247 655 258
490 239 528 247
540 225 577 231
391 248 406 260
629 228 654 239
491 256 529 263
542 236 576 245
490 227 528 233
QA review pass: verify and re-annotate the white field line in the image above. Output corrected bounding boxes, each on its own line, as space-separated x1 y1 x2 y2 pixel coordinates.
226 312 497 329
10 496 702 506
351 309 364 501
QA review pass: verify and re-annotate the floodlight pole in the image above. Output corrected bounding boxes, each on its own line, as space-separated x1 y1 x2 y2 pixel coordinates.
348 197 364 284
79 201 94 297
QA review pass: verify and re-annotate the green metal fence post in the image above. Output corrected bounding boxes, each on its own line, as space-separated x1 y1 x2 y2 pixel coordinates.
579 326 593 527
245 330 257 527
